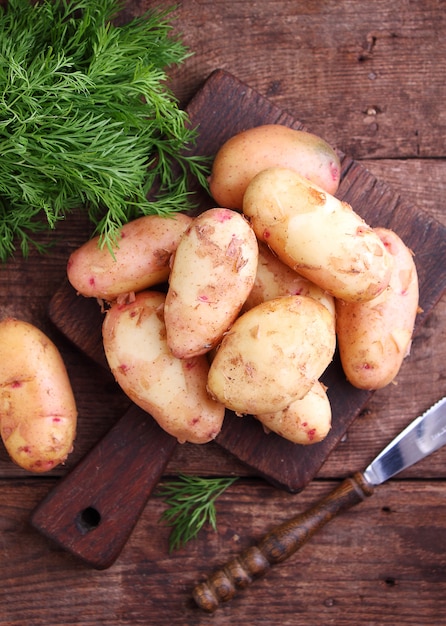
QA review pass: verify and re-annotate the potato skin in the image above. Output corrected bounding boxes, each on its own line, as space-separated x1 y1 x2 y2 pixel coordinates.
207 295 336 415
243 167 393 302
164 208 258 359
254 381 331 444
0 318 77 472
67 213 192 301
336 228 419 390
102 290 225 444
243 241 335 321
209 124 341 209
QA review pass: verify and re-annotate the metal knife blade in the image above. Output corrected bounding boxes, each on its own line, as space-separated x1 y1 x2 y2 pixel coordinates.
363 395 446 486
193 396 446 612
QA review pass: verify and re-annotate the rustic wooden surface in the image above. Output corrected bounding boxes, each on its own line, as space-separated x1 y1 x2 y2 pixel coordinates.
1 1 446 624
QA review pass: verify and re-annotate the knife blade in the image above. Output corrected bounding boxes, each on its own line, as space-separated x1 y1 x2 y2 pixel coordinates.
362 396 446 486
193 396 446 612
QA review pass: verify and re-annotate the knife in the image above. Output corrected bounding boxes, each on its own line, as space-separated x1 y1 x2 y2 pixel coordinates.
192 396 446 612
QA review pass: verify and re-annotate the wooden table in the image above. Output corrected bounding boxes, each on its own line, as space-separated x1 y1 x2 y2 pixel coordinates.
1 1 445 624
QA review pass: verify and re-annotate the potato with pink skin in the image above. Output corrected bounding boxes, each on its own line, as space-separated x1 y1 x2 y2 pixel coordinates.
254 381 332 445
207 295 336 415
102 290 225 444
243 167 393 302
209 124 341 209
164 208 258 359
0 318 77 473
335 228 419 390
243 241 335 322
67 213 192 301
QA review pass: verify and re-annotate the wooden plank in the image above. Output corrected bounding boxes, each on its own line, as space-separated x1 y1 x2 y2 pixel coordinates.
164 0 446 160
3 477 446 625
360 159 446 225
0 1 445 623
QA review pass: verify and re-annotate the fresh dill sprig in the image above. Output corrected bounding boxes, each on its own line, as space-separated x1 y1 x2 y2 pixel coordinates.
0 0 210 261
157 474 238 553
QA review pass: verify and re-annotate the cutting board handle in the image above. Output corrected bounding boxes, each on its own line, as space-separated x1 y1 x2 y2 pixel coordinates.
30 404 177 569
192 472 374 612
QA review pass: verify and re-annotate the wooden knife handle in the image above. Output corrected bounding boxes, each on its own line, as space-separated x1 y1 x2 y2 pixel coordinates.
30 404 177 569
193 472 374 612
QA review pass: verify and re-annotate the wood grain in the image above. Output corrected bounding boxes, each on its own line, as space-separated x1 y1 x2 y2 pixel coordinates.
161 0 446 160
30 404 177 569
1 1 445 623
2 478 446 625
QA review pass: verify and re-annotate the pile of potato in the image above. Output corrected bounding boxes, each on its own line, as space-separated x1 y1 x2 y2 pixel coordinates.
67 125 419 447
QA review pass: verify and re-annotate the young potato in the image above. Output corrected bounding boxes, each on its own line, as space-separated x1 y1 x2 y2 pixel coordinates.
254 381 331 445
243 167 393 302
0 318 77 473
102 290 225 444
335 227 419 390
243 241 335 322
67 213 192 302
209 124 341 209
207 295 336 415
164 208 258 359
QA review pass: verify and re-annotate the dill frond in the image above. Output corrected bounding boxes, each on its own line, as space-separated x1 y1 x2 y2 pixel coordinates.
0 0 209 261
157 474 238 553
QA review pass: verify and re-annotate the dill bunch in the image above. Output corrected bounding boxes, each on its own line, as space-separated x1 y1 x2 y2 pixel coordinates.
158 474 238 552
0 0 209 261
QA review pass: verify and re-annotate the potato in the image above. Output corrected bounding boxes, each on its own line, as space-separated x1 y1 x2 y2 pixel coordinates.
67 213 192 301
164 208 258 359
0 318 77 472
207 295 336 415
243 167 393 302
209 124 341 209
243 241 335 321
102 290 225 444
335 227 419 390
254 381 331 444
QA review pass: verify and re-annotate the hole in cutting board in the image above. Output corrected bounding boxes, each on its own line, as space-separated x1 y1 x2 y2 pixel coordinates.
76 506 102 534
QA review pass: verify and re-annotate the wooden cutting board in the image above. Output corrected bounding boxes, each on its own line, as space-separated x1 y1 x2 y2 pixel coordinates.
50 67 446 488
31 69 446 569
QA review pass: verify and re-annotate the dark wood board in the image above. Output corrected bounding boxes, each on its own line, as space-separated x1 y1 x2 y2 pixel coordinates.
31 403 177 569
49 69 446 491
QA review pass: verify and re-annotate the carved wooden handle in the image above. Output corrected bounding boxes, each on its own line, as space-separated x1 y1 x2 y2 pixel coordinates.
193 472 375 612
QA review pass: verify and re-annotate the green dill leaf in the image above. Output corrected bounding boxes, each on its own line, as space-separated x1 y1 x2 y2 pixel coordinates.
157 474 238 553
0 0 209 261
